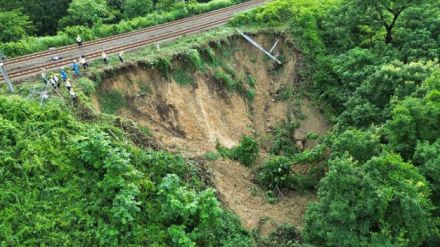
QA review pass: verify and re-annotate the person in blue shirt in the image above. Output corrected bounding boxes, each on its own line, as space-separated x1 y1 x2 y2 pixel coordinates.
72 60 80 76
60 67 68 82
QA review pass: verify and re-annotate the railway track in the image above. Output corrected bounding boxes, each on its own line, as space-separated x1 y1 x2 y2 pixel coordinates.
2 0 267 81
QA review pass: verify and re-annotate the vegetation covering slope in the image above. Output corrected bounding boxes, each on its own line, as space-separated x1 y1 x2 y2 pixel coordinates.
0 96 251 246
232 0 440 246
1 0 440 246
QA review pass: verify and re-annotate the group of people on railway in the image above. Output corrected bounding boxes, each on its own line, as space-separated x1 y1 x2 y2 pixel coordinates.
75 35 125 64
41 68 77 102
39 34 126 103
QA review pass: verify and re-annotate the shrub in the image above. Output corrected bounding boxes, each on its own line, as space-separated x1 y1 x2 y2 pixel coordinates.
230 136 259 167
245 88 256 101
255 156 292 190
215 136 259 166
152 57 173 77
271 121 299 157
256 224 303 247
246 74 256 87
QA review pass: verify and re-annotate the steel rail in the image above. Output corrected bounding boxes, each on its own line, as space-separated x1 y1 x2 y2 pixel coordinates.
8 17 232 80
4 0 265 65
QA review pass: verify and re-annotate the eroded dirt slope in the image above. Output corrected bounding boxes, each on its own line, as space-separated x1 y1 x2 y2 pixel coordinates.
94 35 329 232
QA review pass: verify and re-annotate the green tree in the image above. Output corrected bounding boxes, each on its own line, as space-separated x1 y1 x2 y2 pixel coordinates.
123 0 154 19
339 60 438 128
0 0 70 35
303 154 436 246
394 3 440 61
331 128 381 163
353 0 425 44
0 10 34 43
414 139 440 214
59 0 110 28
155 0 176 11
385 89 440 159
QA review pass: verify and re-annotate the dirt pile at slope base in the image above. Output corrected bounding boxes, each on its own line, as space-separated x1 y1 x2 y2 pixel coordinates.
94 35 329 233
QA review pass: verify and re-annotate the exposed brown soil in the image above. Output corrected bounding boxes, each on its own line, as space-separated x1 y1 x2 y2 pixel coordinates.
210 159 316 232
94 35 329 234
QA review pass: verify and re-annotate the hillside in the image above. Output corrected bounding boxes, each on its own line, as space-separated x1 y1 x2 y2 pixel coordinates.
1 0 440 246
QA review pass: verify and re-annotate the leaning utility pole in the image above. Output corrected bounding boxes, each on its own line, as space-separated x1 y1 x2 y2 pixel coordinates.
236 29 282 65
0 52 14 93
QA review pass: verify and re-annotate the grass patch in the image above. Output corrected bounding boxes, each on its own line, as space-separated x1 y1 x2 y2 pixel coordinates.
246 88 256 101
184 49 205 71
278 86 295 101
214 68 238 91
76 78 96 96
173 69 194 86
98 90 127 114
139 125 151 136
204 151 220 161
246 74 257 87
139 84 152 96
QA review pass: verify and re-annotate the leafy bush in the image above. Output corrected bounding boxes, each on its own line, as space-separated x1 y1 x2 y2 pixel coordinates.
0 95 252 245
271 121 299 157
256 224 303 247
303 154 437 246
245 88 256 101
215 136 259 167
255 156 292 190
230 136 259 167
330 128 381 162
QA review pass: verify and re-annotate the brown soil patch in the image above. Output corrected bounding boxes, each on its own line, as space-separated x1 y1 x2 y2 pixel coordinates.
210 159 315 232
93 35 329 234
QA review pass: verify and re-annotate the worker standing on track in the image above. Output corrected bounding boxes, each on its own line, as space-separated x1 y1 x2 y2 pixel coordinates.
41 69 48 85
72 60 80 76
76 35 82 48
60 67 68 82
118 51 124 63
102 51 109 64
79 55 89 70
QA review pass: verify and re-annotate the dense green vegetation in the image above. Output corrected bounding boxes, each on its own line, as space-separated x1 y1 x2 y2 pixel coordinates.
0 0 248 57
0 96 252 246
232 0 440 245
2 0 440 245
216 136 260 167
